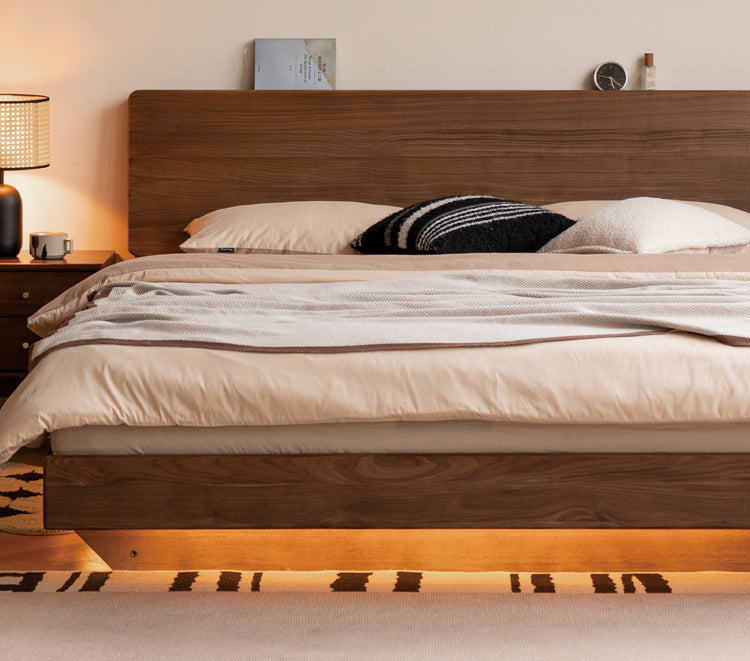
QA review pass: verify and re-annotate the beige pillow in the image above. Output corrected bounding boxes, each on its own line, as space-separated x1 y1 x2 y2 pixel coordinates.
181 201 402 255
539 197 750 254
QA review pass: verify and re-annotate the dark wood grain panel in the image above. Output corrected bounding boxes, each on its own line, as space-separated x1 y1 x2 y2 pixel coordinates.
44 453 750 530
0 317 36 370
0 272 96 312
0 252 118 311
128 90 750 256
0 251 118 269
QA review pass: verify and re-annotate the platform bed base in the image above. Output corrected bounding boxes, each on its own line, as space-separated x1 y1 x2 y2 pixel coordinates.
43 452 750 570
44 451 750 529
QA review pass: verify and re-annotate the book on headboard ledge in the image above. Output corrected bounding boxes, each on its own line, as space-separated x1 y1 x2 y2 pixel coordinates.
254 38 336 90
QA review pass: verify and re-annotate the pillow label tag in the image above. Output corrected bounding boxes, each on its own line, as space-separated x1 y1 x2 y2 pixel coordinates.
218 248 235 253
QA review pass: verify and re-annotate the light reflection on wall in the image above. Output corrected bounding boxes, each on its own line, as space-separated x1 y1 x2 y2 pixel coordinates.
4 0 750 258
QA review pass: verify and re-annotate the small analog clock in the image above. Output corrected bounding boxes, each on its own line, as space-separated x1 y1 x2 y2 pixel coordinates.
594 61 628 90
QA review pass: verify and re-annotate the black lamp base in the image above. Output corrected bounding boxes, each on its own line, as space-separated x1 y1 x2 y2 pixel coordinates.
0 184 22 259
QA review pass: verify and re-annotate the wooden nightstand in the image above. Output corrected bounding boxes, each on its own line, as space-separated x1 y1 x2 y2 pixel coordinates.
0 250 118 396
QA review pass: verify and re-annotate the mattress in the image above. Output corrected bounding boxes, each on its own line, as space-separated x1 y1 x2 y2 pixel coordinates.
4 251 750 462
50 421 750 455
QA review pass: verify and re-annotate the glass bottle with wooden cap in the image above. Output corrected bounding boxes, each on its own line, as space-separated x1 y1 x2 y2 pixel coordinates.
642 53 656 90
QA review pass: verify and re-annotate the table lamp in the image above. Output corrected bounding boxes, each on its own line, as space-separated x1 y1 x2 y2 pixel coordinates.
0 95 50 258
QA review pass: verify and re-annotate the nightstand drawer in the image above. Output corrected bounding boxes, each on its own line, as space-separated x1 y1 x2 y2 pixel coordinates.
0 250 118 396
0 317 37 370
0 271 91 312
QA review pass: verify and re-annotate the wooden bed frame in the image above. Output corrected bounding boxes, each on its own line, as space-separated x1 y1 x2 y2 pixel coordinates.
44 90 750 571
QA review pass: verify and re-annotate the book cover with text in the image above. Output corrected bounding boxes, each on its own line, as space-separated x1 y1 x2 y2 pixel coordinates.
255 39 336 90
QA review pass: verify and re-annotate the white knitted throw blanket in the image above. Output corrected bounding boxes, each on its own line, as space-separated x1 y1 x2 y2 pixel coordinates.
30 274 750 362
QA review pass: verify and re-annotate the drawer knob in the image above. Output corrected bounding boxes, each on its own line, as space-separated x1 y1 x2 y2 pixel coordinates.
21 291 30 299
21 342 30 350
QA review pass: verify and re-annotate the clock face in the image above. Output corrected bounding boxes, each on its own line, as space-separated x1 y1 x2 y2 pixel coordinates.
594 62 628 90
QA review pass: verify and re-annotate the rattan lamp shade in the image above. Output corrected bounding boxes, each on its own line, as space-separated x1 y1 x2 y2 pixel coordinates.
0 94 50 258
0 95 50 170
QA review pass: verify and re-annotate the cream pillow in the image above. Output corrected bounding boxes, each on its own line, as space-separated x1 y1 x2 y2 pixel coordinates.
543 199 750 231
181 201 402 255
539 197 750 254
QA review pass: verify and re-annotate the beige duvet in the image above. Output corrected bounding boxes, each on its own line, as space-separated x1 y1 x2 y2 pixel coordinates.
2 252 750 462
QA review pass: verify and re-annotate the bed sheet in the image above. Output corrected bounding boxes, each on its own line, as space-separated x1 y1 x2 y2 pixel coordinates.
50 421 750 456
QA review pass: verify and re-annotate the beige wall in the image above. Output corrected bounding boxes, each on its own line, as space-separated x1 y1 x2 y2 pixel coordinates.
2 0 748 256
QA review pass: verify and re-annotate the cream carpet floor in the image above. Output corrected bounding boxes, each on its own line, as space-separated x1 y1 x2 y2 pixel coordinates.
2 572 750 660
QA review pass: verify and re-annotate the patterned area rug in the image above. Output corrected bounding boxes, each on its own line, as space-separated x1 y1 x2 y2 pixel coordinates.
3 577 750 660
0 461 47 535
0 458 69 535
2 569 749 593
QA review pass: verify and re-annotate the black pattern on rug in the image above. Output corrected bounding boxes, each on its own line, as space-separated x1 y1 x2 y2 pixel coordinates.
0 570 675 594
0 461 68 535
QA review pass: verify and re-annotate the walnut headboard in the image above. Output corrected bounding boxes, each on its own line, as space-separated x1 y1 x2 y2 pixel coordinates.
128 90 750 256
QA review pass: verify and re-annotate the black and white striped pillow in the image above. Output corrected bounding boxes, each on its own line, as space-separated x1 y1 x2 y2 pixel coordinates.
351 195 575 254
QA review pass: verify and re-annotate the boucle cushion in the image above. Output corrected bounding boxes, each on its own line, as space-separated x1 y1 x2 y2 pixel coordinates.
543 199 750 231
351 195 575 254
539 197 750 254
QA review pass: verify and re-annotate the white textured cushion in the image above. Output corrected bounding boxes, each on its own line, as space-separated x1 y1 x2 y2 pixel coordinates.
539 197 750 254
181 201 402 255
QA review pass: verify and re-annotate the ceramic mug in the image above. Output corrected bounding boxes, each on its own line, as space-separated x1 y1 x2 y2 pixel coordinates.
29 232 73 260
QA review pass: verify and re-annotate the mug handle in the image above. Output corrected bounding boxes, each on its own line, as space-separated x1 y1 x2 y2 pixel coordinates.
64 239 73 255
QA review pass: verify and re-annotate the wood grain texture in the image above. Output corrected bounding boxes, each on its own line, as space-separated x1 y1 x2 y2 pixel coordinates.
0 531 109 571
0 272 96 313
0 250 118 270
128 90 750 256
44 453 750 530
0 318 37 370
76 529 750 572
